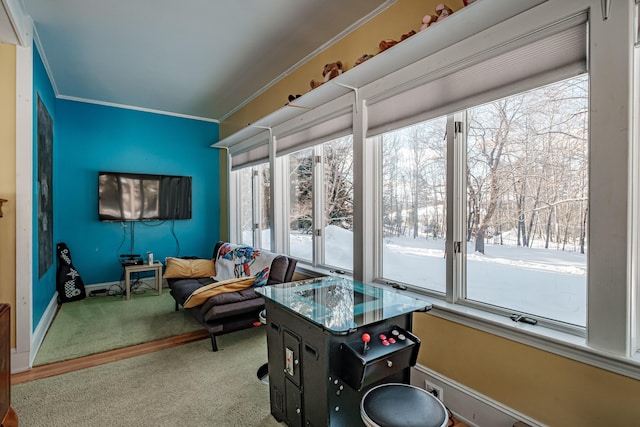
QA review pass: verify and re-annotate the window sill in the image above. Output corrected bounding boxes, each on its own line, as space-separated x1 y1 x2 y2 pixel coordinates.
293 263 351 280
290 266 640 380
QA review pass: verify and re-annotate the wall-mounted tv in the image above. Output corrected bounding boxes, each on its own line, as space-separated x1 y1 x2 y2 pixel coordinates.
98 172 192 221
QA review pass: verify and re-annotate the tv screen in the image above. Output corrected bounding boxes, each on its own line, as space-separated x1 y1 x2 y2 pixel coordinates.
98 172 192 221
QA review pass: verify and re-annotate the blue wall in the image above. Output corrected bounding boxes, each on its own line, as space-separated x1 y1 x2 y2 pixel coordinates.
32 43 57 327
55 100 220 285
31 43 221 330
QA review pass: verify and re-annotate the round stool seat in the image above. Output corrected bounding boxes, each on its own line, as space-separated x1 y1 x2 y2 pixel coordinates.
361 383 448 427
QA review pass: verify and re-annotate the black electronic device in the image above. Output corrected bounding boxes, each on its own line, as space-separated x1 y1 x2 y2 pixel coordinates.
98 171 192 221
260 278 430 426
340 325 420 391
119 253 144 266
265 305 418 427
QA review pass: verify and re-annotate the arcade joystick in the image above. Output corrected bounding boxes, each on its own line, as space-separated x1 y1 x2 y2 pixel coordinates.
362 333 371 354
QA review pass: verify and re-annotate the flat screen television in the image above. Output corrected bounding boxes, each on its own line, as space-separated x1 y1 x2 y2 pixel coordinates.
98 172 192 221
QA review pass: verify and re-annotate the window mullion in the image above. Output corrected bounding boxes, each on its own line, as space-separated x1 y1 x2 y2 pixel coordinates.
313 146 324 267
229 170 240 244
587 0 633 355
632 38 640 355
448 112 467 304
354 97 374 282
274 154 289 255
251 168 260 247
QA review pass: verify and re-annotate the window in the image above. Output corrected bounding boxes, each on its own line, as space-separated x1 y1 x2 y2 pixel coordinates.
373 75 589 328
323 137 354 271
288 148 314 262
464 75 589 327
237 167 253 246
231 163 271 249
286 136 354 270
256 163 271 250
378 116 447 292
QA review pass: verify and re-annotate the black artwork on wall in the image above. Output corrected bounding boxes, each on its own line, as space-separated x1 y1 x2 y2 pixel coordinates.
37 94 53 279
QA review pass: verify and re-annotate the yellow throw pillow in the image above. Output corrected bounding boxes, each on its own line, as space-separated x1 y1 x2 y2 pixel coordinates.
183 277 256 308
163 257 216 279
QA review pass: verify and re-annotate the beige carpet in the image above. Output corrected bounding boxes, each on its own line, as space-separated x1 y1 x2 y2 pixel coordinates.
13 327 283 427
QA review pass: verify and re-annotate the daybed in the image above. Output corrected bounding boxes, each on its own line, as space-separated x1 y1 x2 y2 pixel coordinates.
166 241 297 351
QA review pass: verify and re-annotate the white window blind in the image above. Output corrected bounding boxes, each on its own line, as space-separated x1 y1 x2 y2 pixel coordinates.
229 131 270 171
367 13 588 136
275 92 353 157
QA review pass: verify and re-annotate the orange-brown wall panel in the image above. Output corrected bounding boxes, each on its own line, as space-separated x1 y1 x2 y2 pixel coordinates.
414 314 640 426
0 44 17 348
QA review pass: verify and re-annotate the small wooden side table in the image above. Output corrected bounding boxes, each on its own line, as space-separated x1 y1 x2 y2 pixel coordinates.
124 261 163 300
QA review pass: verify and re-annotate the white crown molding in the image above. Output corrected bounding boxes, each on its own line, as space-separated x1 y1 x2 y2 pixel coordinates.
56 95 220 123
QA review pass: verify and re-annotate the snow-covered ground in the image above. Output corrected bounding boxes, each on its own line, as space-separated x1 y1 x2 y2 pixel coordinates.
290 225 587 327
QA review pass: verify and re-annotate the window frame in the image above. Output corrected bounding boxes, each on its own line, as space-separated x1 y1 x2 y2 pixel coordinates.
283 146 316 264
375 115 449 295
229 162 270 249
282 137 356 272
458 81 589 336
373 91 590 337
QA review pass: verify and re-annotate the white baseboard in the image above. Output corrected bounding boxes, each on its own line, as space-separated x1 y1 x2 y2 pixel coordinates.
85 278 166 294
11 292 58 373
84 280 122 294
10 348 31 374
411 365 545 427
26 292 58 369
84 281 119 290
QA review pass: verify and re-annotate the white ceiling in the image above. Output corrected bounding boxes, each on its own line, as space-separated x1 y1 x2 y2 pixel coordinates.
19 0 393 122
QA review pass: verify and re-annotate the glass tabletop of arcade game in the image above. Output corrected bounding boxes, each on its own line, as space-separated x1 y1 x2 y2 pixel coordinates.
256 276 432 334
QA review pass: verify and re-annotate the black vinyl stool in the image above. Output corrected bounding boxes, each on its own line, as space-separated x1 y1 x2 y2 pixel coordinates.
361 383 448 427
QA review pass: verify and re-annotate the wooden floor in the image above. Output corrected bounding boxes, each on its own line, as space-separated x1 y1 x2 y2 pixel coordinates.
11 329 210 385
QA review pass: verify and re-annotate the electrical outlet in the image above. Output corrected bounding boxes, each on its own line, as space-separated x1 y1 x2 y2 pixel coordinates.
424 380 444 402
